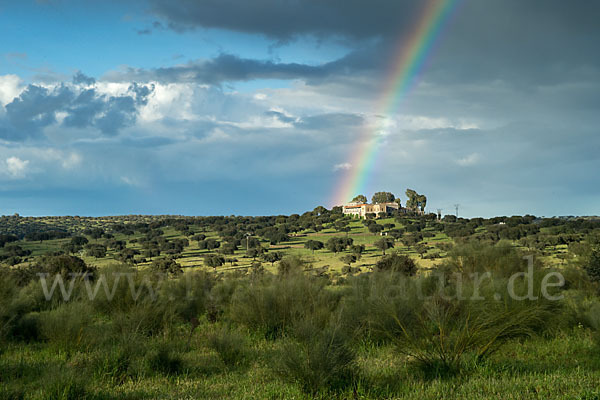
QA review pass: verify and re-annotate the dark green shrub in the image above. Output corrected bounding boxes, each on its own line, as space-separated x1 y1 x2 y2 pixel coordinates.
38 302 94 351
111 300 177 337
274 319 355 394
90 335 147 384
374 276 558 373
37 370 88 400
206 326 248 368
374 253 417 275
145 342 183 376
230 273 338 339
277 256 306 276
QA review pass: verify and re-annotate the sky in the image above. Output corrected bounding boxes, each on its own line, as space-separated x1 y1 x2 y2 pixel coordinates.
0 0 599 218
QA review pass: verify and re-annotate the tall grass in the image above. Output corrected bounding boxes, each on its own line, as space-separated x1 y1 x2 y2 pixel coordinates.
273 317 356 394
229 264 339 339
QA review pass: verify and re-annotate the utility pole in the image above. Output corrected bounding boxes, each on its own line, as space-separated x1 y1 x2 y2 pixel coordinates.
246 232 251 252
454 204 460 218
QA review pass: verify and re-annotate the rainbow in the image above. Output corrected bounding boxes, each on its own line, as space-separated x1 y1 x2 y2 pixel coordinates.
331 0 461 206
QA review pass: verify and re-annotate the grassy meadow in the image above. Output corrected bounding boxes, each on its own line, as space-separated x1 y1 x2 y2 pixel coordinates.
1 210 600 399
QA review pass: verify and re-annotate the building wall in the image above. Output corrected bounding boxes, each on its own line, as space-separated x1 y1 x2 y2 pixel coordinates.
342 202 400 219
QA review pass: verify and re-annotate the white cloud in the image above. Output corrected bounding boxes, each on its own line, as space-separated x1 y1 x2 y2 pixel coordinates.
5 156 29 178
333 162 352 171
0 74 22 107
456 153 480 167
253 93 267 100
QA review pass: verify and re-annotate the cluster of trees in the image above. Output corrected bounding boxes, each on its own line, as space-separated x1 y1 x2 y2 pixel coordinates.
350 189 427 214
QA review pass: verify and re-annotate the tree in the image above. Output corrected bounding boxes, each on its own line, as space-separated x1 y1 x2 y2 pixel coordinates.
585 247 600 282
192 234 206 243
374 238 395 255
247 247 265 260
351 194 367 203
374 253 417 276
219 243 237 255
86 244 107 258
313 206 327 216
371 192 395 204
415 243 429 259
405 189 427 213
198 239 220 251
263 251 283 266
152 258 183 275
304 240 324 254
340 254 357 267
401 233 422 249
204 254 225 270
71 236 89 246
117 248 139 263
326 237 352 253
389 229 404 241
84 228 104 239
350 244 365 260
35 254 94 276
61 242 82 255
368 224 384 235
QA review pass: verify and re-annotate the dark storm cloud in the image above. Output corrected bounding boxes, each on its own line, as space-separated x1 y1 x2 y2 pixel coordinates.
0 77 155 141
72 71 96 85
148 0 419 41
103 45 384 85
144 0 600 88
104 53 332 84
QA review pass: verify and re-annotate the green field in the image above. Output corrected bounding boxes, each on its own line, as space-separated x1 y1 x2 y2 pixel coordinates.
1 211 600 399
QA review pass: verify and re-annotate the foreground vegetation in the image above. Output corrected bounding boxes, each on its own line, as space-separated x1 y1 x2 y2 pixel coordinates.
2 206 600 399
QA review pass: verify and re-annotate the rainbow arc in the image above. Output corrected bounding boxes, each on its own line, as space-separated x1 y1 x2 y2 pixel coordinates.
331 0 461 206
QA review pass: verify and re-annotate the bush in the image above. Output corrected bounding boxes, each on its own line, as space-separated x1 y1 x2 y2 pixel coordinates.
37 370 89 400
274 319 355 394
373 275 558 374
87 333 149 384
145 342 183 376
34 254 95 277
230 272 338 339
206 326 248 368
277 256 306 276
374 253 417 275
441 241 533 277
38 302 94 351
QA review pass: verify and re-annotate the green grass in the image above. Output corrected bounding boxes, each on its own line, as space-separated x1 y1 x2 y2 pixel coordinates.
1 326 599 399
